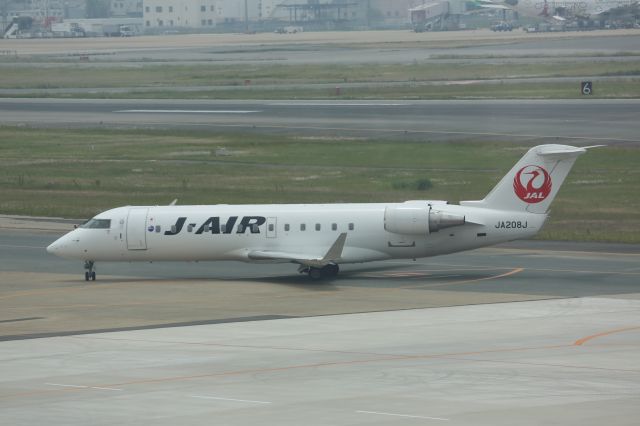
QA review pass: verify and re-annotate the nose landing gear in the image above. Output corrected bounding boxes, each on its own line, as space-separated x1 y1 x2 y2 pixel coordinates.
84 260 96 281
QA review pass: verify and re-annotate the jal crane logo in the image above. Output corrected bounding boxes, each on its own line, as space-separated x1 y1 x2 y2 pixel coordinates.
513 165 552 203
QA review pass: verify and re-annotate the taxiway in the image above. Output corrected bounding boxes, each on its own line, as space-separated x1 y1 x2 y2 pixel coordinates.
1 98 639 143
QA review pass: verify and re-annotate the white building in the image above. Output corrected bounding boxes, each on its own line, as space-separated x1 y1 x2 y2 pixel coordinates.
143 0 266 29
111 0 143 18
216 0 262 23
143 0 219 29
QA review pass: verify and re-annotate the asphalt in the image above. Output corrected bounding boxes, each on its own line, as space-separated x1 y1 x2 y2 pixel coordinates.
1 228 639 341
2 29 639 61
1 98 639 143
1 228 639 425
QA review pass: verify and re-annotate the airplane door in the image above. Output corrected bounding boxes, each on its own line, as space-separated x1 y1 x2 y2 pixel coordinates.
126 208 148 250
266 217 277 238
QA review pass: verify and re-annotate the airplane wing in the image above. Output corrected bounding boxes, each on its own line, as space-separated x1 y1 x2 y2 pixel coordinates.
248 233 347 267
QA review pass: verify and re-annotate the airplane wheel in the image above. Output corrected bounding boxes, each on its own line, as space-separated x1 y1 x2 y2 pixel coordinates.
308 268 323 280
322 264 339 277
91 271 96 281
85 271 90 281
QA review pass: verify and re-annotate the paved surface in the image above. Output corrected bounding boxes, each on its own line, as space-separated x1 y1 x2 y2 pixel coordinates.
2 29 639 59
2 33 640 66
1 228 639 340
1 296 639 425
1 228 639 424
1 98 639 143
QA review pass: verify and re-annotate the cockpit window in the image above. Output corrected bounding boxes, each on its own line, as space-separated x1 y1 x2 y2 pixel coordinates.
81 219 111 229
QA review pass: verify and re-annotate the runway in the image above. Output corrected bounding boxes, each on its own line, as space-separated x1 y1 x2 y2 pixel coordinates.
2 98 639 143
1 225 640 425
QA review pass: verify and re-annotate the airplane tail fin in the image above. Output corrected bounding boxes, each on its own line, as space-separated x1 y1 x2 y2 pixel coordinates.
461 144 590 214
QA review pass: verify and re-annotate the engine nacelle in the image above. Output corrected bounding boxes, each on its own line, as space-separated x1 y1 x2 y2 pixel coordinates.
384 202 465 235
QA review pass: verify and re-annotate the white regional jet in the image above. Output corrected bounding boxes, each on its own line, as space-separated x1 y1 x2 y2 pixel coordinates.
47 144 590 281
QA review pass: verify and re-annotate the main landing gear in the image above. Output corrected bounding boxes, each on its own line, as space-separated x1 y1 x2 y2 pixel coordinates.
302 263 340 280
84 260 96 281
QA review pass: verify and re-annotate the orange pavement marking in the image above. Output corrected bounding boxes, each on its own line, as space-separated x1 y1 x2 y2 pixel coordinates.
574 326 640 346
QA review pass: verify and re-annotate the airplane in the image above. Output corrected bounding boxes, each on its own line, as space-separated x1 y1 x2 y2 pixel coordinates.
478 0 638 21
47 144 593 281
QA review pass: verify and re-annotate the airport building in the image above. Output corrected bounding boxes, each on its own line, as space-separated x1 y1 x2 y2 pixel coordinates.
111 0 143 18
142 0 263 29
140 0 430 31
1 0 469 35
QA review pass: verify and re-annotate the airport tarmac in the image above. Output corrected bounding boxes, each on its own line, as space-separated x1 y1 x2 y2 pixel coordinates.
2 32 640 66
1 98 639 143
2 29 640 59
2 28 639 424
1 225 639 425
1 225 640 340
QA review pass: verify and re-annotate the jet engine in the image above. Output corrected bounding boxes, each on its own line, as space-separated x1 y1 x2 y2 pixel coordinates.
384 202 465 235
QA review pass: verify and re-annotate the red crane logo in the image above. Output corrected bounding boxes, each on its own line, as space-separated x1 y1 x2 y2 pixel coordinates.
513 165 552 203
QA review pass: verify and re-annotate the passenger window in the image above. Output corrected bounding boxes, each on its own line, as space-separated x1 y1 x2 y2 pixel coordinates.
254 224 261 233
187 224 194 232
171 225 177 233
300 224 306 231
204 225 210 232
316 224 321 231
268 224 274 232
348 223 354 231
220 224 225 233
332 223 337 231
155 225 161 233
284 224 290 232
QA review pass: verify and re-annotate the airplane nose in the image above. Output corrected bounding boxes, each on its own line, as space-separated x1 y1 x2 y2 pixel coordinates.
46 232 84 259
46 240 62 255
47 236 71 257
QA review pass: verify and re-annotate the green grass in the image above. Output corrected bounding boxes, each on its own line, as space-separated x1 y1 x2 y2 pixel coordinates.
1 126 639 243
2 61 640 89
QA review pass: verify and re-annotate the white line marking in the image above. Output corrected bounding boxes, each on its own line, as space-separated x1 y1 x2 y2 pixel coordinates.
115 109 261 114
0 244 45 249
45 383 88 389
268 103 406 106
45 383 122 391
357 410 449 421
191 395 271 404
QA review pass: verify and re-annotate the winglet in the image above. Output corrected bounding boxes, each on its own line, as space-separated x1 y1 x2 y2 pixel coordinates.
322 233 347 263
169 199 178 206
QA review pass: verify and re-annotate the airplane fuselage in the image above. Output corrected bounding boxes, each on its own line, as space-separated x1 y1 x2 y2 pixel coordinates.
46 144 589 280
48 202 544 264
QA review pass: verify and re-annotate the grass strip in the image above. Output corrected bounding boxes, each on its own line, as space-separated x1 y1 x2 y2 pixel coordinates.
0 126 638 243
